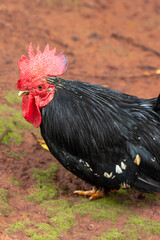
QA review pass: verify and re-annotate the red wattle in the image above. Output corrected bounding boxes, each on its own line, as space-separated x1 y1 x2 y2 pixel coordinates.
22 95 42 128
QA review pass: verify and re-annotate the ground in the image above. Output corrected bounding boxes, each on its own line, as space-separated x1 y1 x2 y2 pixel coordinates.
0 0 160 239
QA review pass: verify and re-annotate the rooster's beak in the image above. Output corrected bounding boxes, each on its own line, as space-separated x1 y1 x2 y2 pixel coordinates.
18 91 29 97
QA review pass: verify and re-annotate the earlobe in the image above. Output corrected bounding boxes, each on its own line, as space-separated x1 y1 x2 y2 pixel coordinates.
47 88 52 92
39 91 55 108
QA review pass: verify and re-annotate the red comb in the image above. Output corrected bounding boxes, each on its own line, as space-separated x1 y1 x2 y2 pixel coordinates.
18 43 68 81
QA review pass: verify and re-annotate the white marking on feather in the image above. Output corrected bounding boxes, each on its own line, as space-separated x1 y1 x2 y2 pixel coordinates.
151 157 156 162
104 172 113 178
121 162 127 170
134 154 141 166
140 103 151 107
94 173 100 177
85 162 90 167
111 175 115 179
115 165 123 174
79 159 94 172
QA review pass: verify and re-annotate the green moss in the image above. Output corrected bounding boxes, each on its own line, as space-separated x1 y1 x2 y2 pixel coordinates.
24 223 59 240
95 215 160 240
10 177 22 186
40 196 132 236
0 103 35 144
128 215 160 235
3 131 22 144
7 150 27 160
144 193 160 202
0 189 9 202
5 90 22 105
41 199 76 232
72 196 131 222
96 229 139 240
7 221 32 233
114 188 131 198
95 228 126 240
27 163 59 203
10 191 159 240
32 223 58 239
8 221 59 240
0 189 12 215
0 201 12 216
0 104 14 115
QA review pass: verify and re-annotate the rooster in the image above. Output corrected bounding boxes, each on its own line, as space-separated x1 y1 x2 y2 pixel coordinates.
18 44 160 199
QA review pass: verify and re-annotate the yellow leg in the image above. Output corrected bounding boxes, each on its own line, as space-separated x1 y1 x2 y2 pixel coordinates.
74 188 96 196
74 188 104 200
89 188 104 200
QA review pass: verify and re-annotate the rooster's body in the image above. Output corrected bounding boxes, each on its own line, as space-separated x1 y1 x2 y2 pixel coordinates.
18 45 160 198
41 77 160 193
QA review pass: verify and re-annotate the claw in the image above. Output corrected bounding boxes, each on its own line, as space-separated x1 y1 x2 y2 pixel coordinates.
74 189 96 196
74 188 104 200
89 189 104 200
110 189 117 193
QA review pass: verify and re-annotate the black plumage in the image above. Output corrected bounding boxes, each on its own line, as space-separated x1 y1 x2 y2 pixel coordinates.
40 76 160 193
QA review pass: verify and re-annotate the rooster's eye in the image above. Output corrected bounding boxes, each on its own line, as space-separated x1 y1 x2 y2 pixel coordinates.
38 85 43 90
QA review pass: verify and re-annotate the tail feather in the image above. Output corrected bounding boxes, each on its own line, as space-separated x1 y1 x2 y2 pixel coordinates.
127 142 160 192
153 94 160 114
134 175 160 192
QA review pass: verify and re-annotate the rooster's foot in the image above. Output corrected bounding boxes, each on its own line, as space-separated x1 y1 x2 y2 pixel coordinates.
74 188 104 200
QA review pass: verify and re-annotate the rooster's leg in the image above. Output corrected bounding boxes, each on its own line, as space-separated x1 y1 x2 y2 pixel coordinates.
74 188 104 200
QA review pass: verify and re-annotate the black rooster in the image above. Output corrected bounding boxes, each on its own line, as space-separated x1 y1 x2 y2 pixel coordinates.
18 44 160 199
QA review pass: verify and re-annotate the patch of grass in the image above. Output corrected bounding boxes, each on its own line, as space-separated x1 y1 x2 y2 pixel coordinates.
72 196 132 222
0 189 12 216
7 221 59 240
17 190 160 239
95 215 160 240
0 104 13 115
95 228 126 240
144 193 160 202
10 177 22 186
128 215 160 236
0 189 9 202
7 150 27 160
27 163 59 203
0 102 35 144
40 196 133 236
5 90 22 105
41 199 76 232
7 221 33 233
24 223 58 240
95 228 139 240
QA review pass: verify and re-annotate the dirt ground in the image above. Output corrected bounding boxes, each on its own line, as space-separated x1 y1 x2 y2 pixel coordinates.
0 0 160 239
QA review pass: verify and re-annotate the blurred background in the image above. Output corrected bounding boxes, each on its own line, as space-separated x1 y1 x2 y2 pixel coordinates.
1 0 160 97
